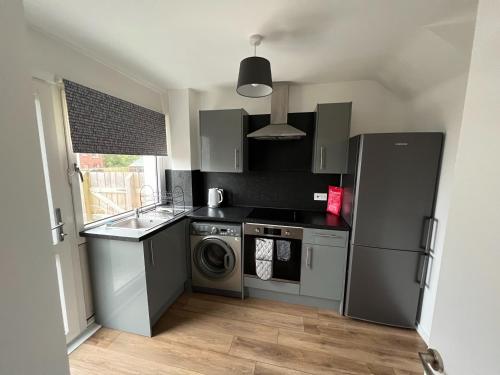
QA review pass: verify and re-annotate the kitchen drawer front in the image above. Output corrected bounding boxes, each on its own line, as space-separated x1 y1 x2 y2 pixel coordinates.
303 228 348 247
244 276 300 295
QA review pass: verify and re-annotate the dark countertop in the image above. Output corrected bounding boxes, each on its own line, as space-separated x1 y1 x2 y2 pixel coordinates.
188 206 350 231
187 206 254 223
80 206 349 242
79 209 193 242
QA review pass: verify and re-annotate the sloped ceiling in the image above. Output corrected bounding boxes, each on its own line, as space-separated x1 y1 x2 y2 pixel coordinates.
23 0 478 97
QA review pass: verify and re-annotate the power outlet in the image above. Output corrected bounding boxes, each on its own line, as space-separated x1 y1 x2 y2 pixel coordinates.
314 193 327 201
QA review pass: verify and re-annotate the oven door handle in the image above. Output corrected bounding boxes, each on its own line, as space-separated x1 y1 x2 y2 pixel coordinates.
306 246 313 269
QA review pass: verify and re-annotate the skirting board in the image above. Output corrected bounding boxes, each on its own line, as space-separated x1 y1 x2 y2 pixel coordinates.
192 286 243 299
416 322 430 344
67 322 101 354
245 287 341 311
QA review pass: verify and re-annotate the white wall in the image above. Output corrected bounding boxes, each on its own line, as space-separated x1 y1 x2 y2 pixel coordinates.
0 1 69 374
162 88 202 171
166 89 193 170
406 74 470 341
429 0 500 373
197 80 411 136
188 89 201 170
28 28 163 112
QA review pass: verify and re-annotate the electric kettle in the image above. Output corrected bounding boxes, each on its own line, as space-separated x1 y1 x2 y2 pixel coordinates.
208 188 224 208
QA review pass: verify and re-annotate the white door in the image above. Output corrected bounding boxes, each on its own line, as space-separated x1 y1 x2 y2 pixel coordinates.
33 78 87 343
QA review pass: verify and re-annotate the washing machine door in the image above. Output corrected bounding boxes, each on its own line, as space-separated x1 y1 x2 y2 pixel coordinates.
193 237 236 279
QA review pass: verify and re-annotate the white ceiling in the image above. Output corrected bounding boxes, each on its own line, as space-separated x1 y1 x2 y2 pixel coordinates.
23 0 478 96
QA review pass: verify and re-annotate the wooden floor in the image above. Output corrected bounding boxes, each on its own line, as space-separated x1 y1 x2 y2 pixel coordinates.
70 293 426 375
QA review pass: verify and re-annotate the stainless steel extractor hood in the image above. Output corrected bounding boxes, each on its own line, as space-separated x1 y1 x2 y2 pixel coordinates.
247 83 306 140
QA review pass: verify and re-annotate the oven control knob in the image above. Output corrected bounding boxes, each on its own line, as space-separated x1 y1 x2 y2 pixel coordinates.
211 227 218 235
285 230 290 236
254 228 261 233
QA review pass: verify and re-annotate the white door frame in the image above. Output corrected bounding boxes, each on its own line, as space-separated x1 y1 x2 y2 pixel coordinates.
33 78 88 344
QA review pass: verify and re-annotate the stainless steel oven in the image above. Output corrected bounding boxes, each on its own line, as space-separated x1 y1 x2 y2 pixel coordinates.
243 223 303 282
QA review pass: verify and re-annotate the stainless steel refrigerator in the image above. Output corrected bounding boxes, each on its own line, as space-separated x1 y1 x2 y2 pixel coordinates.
342 133 443 328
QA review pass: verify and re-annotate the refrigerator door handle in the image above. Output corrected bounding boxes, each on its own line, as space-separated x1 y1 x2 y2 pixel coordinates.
416 253 430 289
423 217 437 254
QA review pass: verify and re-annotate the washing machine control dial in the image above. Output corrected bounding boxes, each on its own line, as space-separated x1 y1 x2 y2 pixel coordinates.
210 227 218 235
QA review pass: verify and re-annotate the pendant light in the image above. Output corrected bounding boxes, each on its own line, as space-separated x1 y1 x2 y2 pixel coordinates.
236 34 273 98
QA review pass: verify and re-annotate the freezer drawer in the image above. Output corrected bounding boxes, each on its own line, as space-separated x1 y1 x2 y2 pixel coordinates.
345 245 423 328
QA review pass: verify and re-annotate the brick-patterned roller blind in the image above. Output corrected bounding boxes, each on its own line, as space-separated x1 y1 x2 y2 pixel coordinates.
63 79 167 156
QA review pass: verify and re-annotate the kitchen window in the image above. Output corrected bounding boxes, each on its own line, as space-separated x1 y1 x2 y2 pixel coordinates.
61 79 168 229
77 153 159 224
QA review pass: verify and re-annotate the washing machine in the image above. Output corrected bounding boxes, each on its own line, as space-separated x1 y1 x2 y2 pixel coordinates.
190 222 242 297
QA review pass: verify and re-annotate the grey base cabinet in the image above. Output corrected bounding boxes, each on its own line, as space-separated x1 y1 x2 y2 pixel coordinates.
88 219 187 337
300 228 348 310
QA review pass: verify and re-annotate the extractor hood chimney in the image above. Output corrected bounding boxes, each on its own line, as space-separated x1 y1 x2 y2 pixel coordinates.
246 83 306 140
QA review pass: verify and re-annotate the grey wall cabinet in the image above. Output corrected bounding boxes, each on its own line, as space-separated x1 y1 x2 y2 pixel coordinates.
312 103 352 174
300 228 348 304
88 219 187 337
200 109 248 173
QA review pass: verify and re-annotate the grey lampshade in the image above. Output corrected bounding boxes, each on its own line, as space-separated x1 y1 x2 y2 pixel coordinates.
236 56 273 98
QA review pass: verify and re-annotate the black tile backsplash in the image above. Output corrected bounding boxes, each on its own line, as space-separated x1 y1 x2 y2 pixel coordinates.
165 169 194 206
198 170 340 211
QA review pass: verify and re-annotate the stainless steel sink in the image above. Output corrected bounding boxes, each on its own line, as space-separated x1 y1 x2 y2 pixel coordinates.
107 217 167 230
155 206 188 216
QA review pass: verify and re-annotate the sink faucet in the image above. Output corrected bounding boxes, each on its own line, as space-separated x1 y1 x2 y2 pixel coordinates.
139 185 156 207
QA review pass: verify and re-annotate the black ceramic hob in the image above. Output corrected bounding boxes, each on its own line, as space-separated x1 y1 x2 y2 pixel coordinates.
246 208 304 223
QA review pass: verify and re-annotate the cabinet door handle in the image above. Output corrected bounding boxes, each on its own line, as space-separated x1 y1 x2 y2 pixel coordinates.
150 240 155 266
320 147 325 170
234 148 240 170
315 233 338 238
306 247 313 269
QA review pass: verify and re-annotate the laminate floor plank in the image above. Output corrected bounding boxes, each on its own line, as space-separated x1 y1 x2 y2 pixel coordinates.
153 310 234 353
166 306 279 343
181 295 304 331
108 331 255 375
254 362 314 375
317 310 423 341
230 336 371 375
70 343 203 375
83 327 120 348
278 328 422 373
191 292 319 319
303 318 426 353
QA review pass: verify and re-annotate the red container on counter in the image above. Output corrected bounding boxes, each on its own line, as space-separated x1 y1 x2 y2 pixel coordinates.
327 185 343 216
